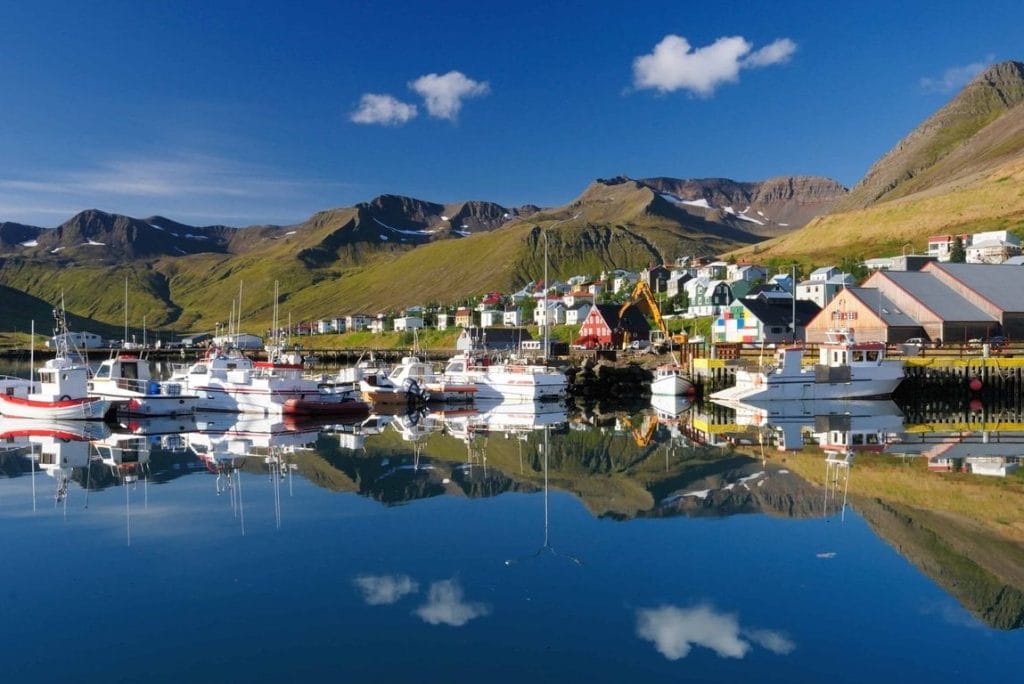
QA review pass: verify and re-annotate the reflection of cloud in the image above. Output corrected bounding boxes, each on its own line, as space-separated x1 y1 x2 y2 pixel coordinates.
353 574 419 606
636 604 794 660
414 579 490 627
746 628 796 655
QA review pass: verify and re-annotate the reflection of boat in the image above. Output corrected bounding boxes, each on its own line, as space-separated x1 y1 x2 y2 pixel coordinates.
710 329 904 402
187 413 324 457
0 306 110 420
89 354 199 416
717 398 904 451
169 347 370 417
650 394 693 422
467 399 569 434
0 418 110 503
441 352 567 402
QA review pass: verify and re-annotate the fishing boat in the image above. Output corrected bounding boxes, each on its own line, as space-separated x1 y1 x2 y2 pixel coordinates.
710 329 904 402
361 355 476 407
441 351 567 402
89 354 199 416
0 306 110 420
650 363 694 397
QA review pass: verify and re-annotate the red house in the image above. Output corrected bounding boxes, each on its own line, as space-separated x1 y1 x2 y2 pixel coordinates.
575 304 650 348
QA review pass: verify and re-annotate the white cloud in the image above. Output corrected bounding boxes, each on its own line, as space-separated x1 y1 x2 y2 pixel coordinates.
743 38 798 68
632 34 797 96
353 573 419 605
920 58 993 93
414 579 490 627
636 604 795 660
409 71 490 121
350 93 418 126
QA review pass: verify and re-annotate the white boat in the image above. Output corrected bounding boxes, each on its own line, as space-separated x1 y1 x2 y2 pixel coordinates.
361 355 475 407
0 306 110 420
169 346 370 417
441 351 567 402
650 364 693 396
710 329 904 402
88 354 199 416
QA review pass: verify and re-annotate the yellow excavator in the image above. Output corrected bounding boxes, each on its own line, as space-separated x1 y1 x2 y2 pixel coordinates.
617 281 687 352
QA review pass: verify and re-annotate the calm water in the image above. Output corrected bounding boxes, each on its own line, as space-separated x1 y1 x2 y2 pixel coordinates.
1 397 1023 683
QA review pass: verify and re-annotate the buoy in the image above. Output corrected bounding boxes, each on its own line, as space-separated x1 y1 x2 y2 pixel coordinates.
969 376 983 392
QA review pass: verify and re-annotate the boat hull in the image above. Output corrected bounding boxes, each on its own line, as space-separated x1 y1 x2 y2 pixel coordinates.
711 370 904 402
651 372 693 397
0 395 111 420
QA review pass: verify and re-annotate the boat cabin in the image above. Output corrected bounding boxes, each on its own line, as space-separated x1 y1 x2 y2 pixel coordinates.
35 357 90 400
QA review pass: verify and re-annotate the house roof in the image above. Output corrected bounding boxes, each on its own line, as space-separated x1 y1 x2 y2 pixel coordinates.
740 298 821 327
593 303 650 332
877 270 994 321
923 262 1024 314
465 327 534 345
843 288 919 327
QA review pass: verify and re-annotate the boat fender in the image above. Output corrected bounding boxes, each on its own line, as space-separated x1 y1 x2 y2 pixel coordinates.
753 375 762 386
60 395 71 401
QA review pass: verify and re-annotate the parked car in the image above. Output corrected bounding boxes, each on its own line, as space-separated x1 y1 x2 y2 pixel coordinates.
904 337 927 347
989 335 1008 347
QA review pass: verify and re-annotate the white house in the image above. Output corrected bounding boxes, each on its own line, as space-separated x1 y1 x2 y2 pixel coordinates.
927 234 970 261
587 282 604 298
697 261 728 280
369 318 388 334
317 319 334 334
966 230 1022 264
436 313 451 329
564 303 592 325
503 308 523 327
562 292 592 308
666 272 691 299
480 310 502 327
797 271 854 308
393 316 424 332
345 314 373 332
726 263 767 283
612 273 639 294
534 301 566 326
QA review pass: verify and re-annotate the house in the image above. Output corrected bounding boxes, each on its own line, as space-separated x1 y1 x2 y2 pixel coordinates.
805 287 928 344
478 292 503 310
534 301 566 326
697 261 728 280
480 310 502 327
726 263 767 284
684 278 732 316
927 234 970 261
345 314 373 332
316 319 334 334
576 303 650 348
612 272 639 294
455 327 533 352
330 317 346 333
966 230 1022 264
965 456 1020 477
666 272 692 299
712 296 822 344
564 302 592 325
796 272 854 308
641 265 671 293
454 307 473 328
587 282 604 298
561 292 593 308
393 316 424 332
503 308 523 327
436 312 451 329
369 318 388 334
768 273 794 293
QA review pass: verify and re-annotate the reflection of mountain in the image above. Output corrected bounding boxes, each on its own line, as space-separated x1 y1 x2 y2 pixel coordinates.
855 496 1024 630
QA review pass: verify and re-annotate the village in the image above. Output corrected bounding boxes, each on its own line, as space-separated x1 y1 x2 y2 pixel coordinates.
277 228 1024 354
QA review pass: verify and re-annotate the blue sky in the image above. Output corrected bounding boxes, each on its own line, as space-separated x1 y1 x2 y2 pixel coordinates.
1 0 1023 227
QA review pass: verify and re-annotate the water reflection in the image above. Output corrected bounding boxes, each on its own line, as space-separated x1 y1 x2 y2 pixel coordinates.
2 394 1024 639
636 603 795 660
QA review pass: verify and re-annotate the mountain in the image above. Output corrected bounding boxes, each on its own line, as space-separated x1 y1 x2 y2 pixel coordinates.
639 175 847 234
734 60 1024 262
836 60 1024 212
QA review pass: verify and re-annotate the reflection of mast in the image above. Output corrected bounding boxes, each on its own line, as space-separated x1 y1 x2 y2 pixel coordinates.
504 426 582 567
824 450 853 521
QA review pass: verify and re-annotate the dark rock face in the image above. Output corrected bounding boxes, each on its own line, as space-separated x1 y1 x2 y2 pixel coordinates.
640 175 846 231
